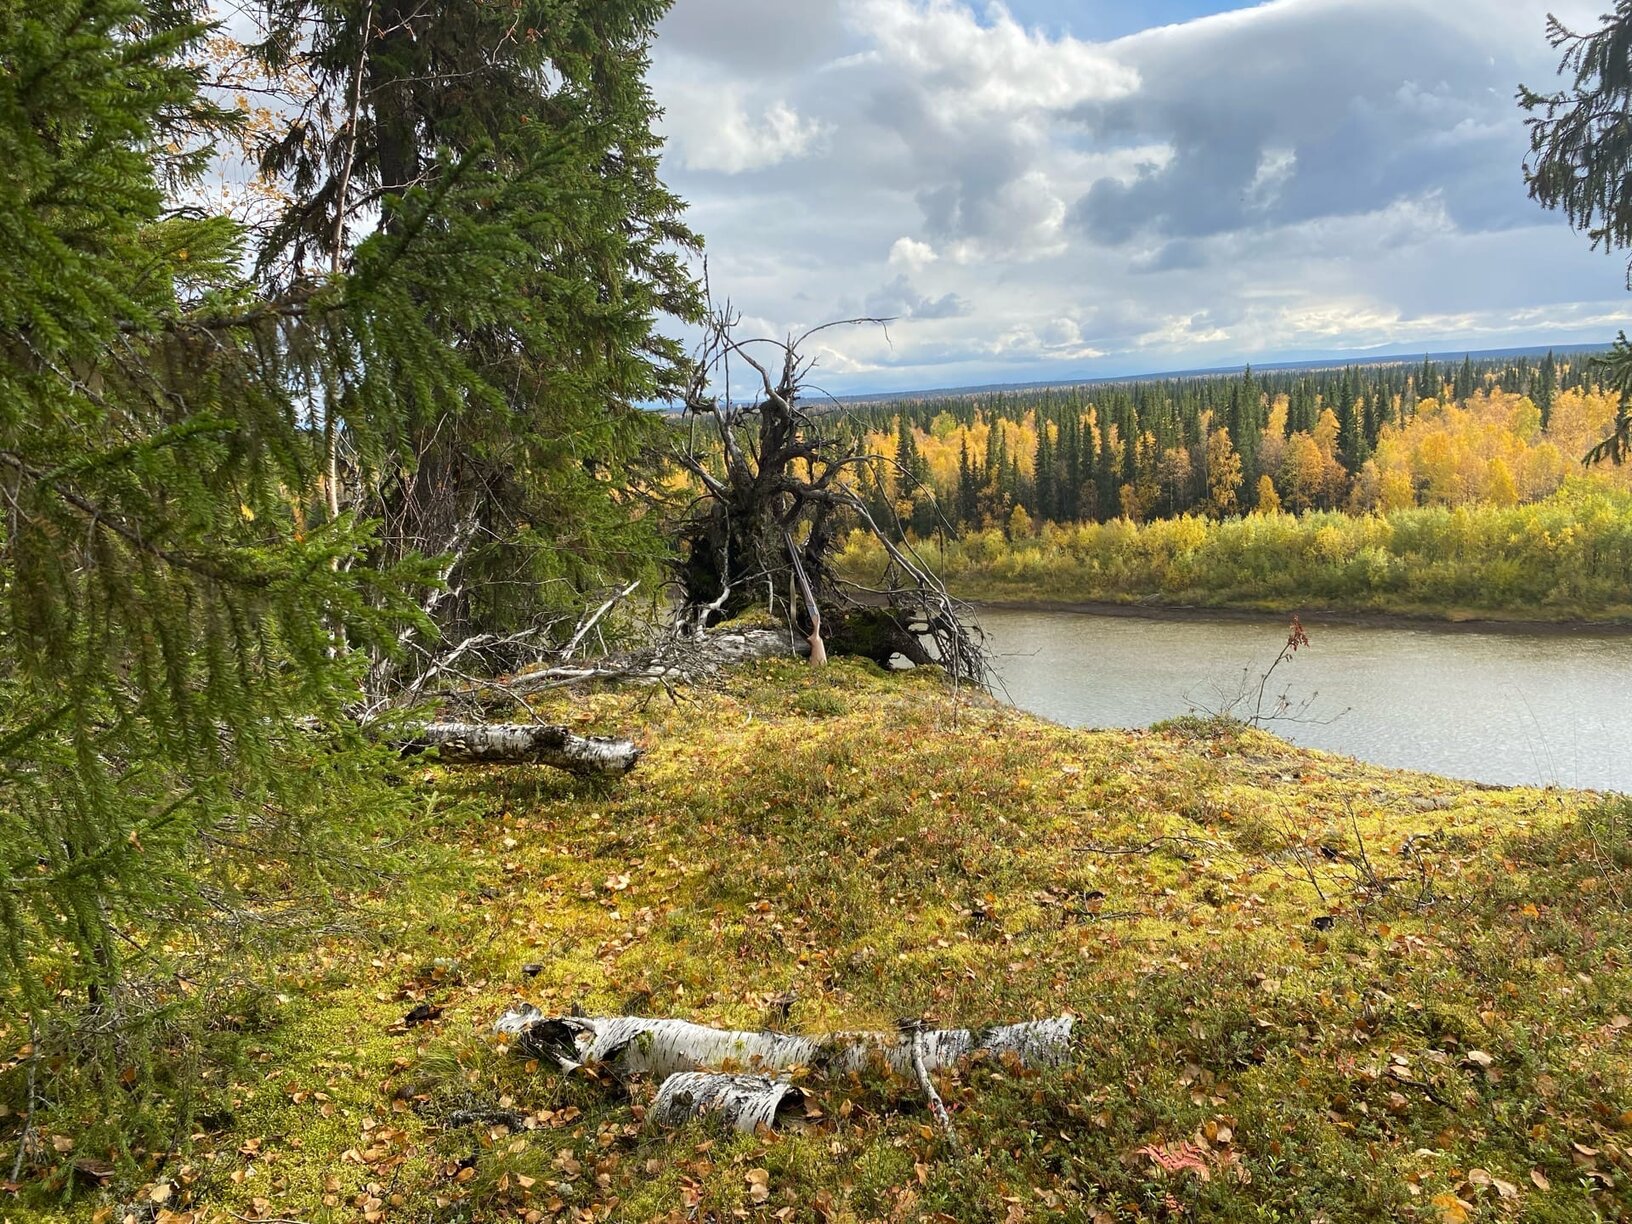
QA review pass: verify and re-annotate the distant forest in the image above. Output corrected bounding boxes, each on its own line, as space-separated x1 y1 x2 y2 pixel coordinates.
836 351 1632 535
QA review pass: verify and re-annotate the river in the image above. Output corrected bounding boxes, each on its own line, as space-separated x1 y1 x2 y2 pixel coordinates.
976 606 1632 792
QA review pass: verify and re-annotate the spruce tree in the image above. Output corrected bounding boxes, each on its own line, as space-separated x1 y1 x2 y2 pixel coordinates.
1419 358 1439 403
247 0 702 670
1538 349 1558 430
1235 366 1262 481
1034 415 1055 523
984 412 1003 476
957 436 977 527
1455 354 1477 401
897 415 921 492
1063 410 1085 521
1289 378 1319 435
0 0 464 1152
1337 370 1369 469
1520 6 1632 460
0 0 698 1175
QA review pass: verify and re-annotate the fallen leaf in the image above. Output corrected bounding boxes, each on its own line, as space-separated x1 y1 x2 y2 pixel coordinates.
747 1167 771 1203
1137 1141 1211 1181
1431 1192 1471 1223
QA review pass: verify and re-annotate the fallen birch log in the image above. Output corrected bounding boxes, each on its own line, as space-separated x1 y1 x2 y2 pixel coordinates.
506 628 808 693
397 724 641 775
649 1072 810 1133
495 1007 1073 1078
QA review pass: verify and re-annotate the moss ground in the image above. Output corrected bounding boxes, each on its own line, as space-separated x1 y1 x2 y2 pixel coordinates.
10 660 1632 1222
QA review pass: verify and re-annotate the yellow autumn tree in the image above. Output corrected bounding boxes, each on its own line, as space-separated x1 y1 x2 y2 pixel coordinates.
1486 457 1520 506
1204 427 1243 517
1254 474 1282 514
1280 432 1330 512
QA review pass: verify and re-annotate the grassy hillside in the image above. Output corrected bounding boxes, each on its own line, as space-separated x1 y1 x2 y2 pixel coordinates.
11 661 1631 1222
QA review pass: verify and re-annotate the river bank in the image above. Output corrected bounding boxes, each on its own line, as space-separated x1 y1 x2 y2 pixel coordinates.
839 485 1632 629
971 595 1632 634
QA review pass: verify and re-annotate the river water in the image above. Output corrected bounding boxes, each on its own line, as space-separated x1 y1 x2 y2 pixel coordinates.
976 606 1632 792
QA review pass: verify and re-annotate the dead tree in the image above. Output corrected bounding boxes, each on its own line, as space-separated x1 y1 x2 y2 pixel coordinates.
670 306 989 686
496 1008 1074 1079
396 723 640 774
347 565 650 775
496 1007 1074 1137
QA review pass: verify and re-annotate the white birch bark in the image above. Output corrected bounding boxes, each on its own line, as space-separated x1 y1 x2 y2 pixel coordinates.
900 1018 960 1150
399 724 640 774
650 1072 809 1133
495 1007 1073 1078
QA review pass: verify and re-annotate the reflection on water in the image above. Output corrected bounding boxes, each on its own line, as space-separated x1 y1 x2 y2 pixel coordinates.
978 607 1632 792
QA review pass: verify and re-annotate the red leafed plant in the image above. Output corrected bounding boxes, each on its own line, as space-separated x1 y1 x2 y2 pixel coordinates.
1136 1140 1212 1180
1286 614 1310 652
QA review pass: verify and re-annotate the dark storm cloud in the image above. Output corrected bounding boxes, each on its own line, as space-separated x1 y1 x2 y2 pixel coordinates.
1069 0 1547 249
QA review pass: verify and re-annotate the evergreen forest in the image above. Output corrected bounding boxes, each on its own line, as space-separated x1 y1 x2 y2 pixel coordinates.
844 352 1630 535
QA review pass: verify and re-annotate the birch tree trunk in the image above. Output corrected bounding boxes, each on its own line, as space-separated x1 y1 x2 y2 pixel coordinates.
650 1072 810 1133
398 724 640 775
495 1008 1073 1078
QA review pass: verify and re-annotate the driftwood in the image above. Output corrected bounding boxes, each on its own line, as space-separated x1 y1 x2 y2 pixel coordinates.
495 1007 1073 1079
503 627 807 694
649 1072 810 1133
785 530 828 667
397 724 640 775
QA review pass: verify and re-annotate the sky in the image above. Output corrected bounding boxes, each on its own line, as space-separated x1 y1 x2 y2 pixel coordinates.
645 0 1632 396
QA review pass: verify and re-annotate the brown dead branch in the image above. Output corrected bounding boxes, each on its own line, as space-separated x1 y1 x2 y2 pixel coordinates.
668 301 991 688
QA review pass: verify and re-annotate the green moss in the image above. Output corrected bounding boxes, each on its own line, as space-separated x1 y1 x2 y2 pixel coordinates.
8 662 1630 1222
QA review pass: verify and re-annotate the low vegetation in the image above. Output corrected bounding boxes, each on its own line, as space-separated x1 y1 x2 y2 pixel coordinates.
842 484 1632 621
9 660 1628 1221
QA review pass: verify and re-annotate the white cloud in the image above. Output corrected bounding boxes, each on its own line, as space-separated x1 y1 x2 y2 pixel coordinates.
888 237 939 270
846 0 1139 121
659 82 827 173
648 0 1632 393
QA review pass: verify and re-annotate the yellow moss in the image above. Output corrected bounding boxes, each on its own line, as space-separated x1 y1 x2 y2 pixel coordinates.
14 660 1631 1222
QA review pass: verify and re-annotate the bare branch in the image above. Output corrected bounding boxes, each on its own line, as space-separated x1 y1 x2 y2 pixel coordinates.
665 302 990 687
